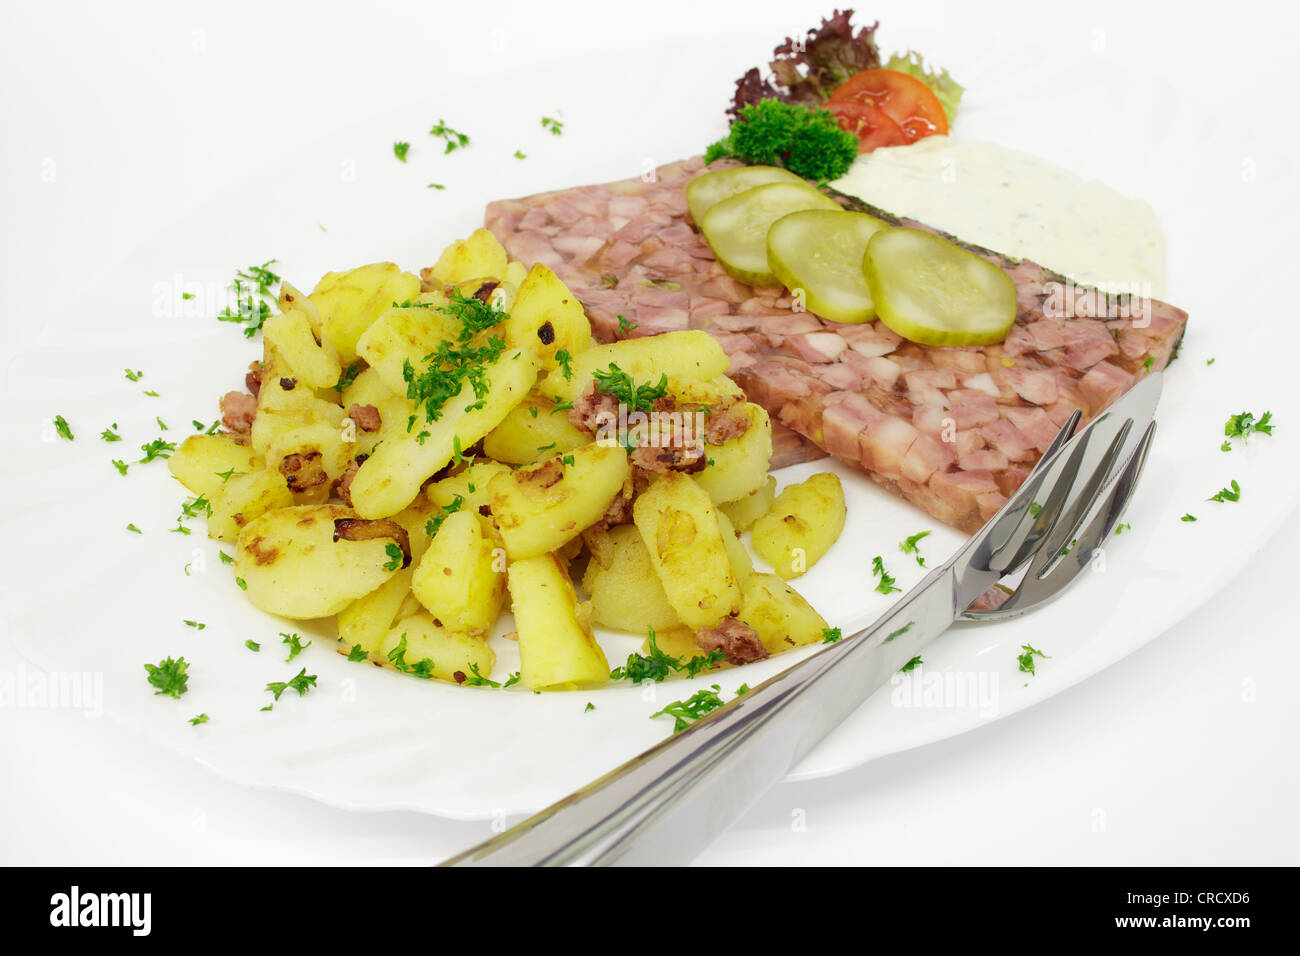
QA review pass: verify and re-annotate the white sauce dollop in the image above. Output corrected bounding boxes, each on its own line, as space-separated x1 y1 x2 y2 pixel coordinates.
831 136 1165 298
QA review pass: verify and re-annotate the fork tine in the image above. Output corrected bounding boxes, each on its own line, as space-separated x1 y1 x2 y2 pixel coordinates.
1041 420 1157 583
958 419 1157 622
1032 418 1134 574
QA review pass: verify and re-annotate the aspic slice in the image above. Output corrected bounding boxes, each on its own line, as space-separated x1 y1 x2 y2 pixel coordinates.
863 227 1017 346
700 182 840 287
766 209 890 324
685 165 806 225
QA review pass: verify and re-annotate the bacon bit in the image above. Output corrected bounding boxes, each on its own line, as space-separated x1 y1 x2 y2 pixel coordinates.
347 403 382 432
453 670 468 684
537 321 556 345
279 451 328 493
704 397 751 445
220 391 258 433
568 385 619 434
280 377 297 391
518 457 565 490
334 459 360 506
590 469 651 532
332 517 411 568
696 618 767 665
630 443 706 473
245 361 264 397
473 280 500 303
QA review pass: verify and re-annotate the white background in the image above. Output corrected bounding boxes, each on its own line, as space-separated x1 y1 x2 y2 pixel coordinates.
2 0 1298 865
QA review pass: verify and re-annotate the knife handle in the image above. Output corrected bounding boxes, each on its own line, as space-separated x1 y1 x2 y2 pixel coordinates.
440 581 944 867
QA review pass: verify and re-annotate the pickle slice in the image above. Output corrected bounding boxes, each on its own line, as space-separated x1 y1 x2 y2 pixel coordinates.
686 165 805 225
699 182 840 287
766 209 889 324
863 227 1017 346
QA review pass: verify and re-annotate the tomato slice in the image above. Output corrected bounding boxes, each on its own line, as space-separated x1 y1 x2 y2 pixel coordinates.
829 101 909 153
829 68 949 143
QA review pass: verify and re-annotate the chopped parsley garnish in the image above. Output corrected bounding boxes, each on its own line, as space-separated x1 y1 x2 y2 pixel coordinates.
822 627 842 644
189 713 209 726
513 149 526 160
461 663 501 687
169 522 192 536
235 260 281 295
1222 411 1274 450
265 668 317 702
52 415 73 441
610 628 723 683
245 640 261 652
1181 513 1198 522
155 416 168 431
1028 502 1043 518
429 118 470 153
427 183 445 190
503 672 521 688
281 632 311 662
616 313 636 335
401 293 508 424
235 577 247 590
184 620 205 631
1113 522 1130 535
871 556 900 594
899 530 931 567
215 466 244 483
899 655 923 673
1207 480 1241 503
1206 358 1215 366
112 460 129 476
180 494 212 519
1143 356 1154 371
592 363 668 413
138 437 176 463
383 543 404 571
144 656 190 699
126 523 142 534
554 349 574 380
1017 644 1049 676
651 684 725 733
705 99 858 183
386 633 411 672
219 550 234 564
347 644 368 662
333 361 364 393
125 369 143 382
540 115 564 135
218 260 280 338
393 141 410 162
425 494 465 538
143 390 159 397
584 702 595 713
101 424 122 442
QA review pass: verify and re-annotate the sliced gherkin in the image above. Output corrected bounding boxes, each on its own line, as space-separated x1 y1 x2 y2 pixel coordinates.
862 227 1017 346
766 209 890 324
699 182 840 287
686 165 805 225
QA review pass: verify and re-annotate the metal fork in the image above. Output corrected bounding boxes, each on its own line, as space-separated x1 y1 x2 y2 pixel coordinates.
442 371 1163 866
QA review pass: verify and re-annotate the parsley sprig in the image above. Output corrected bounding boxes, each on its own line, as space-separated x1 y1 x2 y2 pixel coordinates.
591 363 668 413
899 530 931 568
872 556 901 595
144 657 190 699
609 628 724 683
429 119 470 153
1221 411 1274 451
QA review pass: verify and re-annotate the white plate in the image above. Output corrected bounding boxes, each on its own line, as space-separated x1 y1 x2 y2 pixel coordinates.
3 35 1297 819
